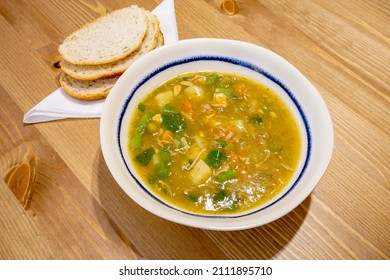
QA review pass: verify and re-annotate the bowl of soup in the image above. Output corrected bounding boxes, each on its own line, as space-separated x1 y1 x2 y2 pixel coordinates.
100 38 333 230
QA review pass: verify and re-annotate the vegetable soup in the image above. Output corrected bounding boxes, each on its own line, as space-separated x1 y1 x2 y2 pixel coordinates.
128 72 301 214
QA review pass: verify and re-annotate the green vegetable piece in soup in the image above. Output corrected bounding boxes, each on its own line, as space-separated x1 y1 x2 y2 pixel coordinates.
137 103 145 112
134 147 155 166
186 193 198 202
129 134 142 150
216 168 237 183
134 112 153 135
213 189 228 202
161 104 186 132
249 114 263 124
162 103 175 113
153 145 172 179
205 74 220 86
130 112 153 148
162 113 186 132
160 145 172 165
215 87 235 98
215 139 227 148
154 162 170 178
206 149 225 168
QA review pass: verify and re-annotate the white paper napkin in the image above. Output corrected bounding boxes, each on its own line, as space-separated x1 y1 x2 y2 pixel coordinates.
23 0 178 124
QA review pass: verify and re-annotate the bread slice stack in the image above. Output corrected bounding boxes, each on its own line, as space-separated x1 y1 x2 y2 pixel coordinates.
58 5 164 100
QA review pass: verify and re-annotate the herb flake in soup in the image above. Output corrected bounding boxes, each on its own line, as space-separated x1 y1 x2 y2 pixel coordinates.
128 72 301 214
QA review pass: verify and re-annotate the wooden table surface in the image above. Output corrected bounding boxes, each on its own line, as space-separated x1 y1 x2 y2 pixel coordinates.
0 0 389 260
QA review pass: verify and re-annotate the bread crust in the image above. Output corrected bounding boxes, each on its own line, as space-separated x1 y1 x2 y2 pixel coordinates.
60 13 161 80
57 5 165 100
59 73 119 101
58 5 149 66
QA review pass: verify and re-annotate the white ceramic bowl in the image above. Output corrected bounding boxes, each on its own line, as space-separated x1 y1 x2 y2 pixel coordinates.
100 38 333 231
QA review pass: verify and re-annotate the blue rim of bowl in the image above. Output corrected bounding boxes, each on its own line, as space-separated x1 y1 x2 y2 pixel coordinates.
117 55 312 219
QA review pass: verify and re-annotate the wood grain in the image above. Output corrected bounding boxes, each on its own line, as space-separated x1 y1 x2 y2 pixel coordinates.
0 0 389 260
0 178 54 259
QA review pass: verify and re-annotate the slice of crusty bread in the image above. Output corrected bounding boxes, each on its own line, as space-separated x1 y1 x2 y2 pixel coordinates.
60 13 161 80
58 5 148 66
156 29 165 47
59 27 165 101
59 73 119 100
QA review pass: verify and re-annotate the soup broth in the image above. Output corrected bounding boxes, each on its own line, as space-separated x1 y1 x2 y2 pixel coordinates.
128 72 301 214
